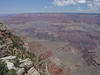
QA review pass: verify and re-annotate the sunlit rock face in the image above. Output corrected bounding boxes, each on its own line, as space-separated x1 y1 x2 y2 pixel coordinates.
0 56 40 75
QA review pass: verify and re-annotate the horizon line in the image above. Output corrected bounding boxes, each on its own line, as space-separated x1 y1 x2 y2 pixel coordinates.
0 12 100 15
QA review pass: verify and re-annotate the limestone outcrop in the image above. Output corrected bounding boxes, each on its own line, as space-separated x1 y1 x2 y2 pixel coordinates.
0 56 40 75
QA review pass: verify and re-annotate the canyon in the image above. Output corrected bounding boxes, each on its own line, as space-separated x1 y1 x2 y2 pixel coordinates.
0 13 100 75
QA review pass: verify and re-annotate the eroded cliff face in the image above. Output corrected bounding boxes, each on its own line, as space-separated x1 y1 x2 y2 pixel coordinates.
0 23 10 57
0 23 48 75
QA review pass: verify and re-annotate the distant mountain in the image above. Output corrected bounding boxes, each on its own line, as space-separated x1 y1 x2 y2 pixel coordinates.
0 13 100 25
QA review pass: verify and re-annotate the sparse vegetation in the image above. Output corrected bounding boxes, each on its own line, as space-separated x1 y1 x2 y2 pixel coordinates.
0 61 8 75
0 61 17 75
13 57 20 67
27 51 36 58
7 69 17 75
9 49 15 55
0 37 3 40
10 34 25 51
0 23 47 75
39 72 42 75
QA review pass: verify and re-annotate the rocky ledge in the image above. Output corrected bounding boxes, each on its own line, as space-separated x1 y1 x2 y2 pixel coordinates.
0 22 48 75
0 56 40 75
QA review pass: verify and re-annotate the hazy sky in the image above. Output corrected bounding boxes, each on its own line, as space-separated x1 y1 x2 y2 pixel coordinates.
0 0 100 14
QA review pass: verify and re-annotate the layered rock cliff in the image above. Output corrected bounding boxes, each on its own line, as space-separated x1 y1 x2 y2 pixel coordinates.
0 22 48 75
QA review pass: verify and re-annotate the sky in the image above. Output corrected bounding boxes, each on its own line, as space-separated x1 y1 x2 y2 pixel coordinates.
0 0 100 14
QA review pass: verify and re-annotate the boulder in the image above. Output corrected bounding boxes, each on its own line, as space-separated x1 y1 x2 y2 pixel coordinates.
19 58 33 69
0 23 8 32
0 56 39 75
0 56 16 70
17 68 25 75
1 56 16 61
25 67 40 75
6 60 15 70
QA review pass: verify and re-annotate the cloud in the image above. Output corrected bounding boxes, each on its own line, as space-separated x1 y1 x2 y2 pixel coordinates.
93 0 100 6
87 0 100 9
53 0 87 6
52 0 100 12
87 3 93 8
53 0 100 7
76 0 86 3
53 0 76 6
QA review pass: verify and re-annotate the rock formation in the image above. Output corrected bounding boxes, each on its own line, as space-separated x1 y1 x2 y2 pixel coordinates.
0 22 48 75
0 56 40 75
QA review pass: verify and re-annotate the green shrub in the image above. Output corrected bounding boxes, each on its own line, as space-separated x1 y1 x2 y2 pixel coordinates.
11 35 25 51
39 58 43 62
9 49 16 55
0 37 3 40
39 72 42 75
0 61 8 75
7 69 17 75
27 51 36 58
13 57 20 67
